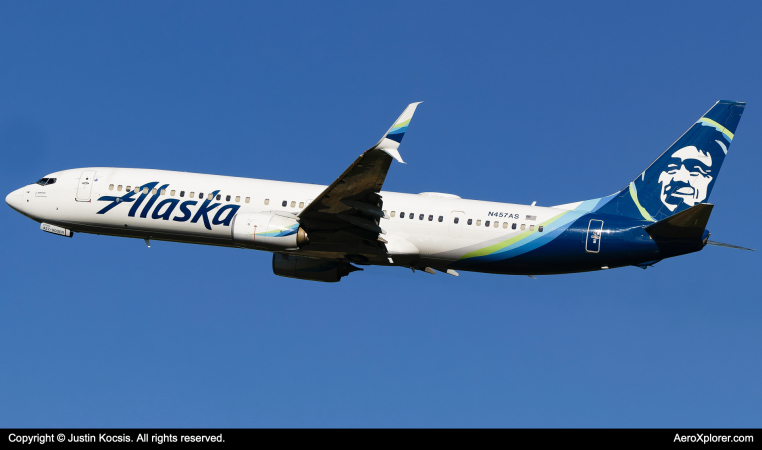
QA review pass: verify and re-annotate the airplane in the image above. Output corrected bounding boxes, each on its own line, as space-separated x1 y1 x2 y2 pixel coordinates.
5 100 754 282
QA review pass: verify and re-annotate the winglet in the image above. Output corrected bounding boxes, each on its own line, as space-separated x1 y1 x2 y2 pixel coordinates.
370 102 422 163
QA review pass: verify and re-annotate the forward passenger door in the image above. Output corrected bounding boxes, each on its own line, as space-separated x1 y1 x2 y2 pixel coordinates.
76 170 97 202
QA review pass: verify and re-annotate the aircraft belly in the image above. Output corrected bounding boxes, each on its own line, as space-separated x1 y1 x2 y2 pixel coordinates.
53 220 238 248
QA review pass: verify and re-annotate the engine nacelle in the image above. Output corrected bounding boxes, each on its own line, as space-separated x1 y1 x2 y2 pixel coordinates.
231 212 309 250
272 253 362 283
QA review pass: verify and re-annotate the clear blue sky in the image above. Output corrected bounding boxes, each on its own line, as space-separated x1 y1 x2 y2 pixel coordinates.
1 1 761 427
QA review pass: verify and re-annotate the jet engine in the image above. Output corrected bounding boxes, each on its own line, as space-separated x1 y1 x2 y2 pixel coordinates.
272 253 362 283
231 212 309 250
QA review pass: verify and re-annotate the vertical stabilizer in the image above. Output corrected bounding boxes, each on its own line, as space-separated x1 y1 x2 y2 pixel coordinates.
583 100 745 222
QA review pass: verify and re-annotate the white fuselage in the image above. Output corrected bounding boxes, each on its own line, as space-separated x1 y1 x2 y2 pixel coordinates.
7 167 566 268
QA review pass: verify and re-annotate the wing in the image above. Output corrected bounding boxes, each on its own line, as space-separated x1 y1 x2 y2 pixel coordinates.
298 102 422 246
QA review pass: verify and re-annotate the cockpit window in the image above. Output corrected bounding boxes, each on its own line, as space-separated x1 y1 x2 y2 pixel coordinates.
35 178 56 186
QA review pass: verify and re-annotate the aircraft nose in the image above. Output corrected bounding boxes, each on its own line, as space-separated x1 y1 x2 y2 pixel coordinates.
5 188 24 213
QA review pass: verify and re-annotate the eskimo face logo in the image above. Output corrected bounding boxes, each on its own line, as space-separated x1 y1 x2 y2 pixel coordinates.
657 146 713 211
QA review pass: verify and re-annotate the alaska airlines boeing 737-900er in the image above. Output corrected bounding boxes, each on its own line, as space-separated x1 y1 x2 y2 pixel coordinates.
4 101 754 282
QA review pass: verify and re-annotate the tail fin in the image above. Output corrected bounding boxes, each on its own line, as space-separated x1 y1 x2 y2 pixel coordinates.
574 101 745 221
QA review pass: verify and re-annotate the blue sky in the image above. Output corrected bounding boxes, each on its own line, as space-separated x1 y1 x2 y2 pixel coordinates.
1 1 761 427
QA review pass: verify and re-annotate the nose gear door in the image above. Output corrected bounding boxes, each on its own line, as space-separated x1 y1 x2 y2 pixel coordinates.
76 170 97 202
585 219 604 253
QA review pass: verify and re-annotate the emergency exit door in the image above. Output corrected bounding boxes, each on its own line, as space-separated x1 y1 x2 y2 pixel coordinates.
448 211 464 238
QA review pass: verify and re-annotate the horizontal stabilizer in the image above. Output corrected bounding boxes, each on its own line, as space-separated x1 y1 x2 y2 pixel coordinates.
645 203 713 240
706 240 756 251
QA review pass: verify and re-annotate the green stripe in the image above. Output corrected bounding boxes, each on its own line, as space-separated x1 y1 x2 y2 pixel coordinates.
698 117 733 140
629 182 655 222
460 211 570 259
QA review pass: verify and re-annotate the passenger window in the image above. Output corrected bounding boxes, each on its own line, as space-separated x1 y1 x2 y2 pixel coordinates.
160 189 166 195
428 215 433 221
300 202 304 208
170 190 175 196
109 184 114 191
383 210 387 216
126 186 131 192
538 226 544 232
208 193 213 200
190 192 195 198
391 211 396 217
245 197 250 203
264 199 268 205
134 186 140 193
503 222 508 228
521 224 526 230
282 200 287 207
151 188 157 195
410 213 415 219
530 225 535 231
291 201 296 208
217 194 221 200
199 193 204 199
117 185 122 191
485 220 490 227
512 223 517 230
494 221 499 228
438 216 443 222
454 217 459 224
226 195 230 201
419 214 424 220
235 196 240 202
476 219 482 226
143 187 149 194
467 219 472 225
400 212 405 218
180 191 185 197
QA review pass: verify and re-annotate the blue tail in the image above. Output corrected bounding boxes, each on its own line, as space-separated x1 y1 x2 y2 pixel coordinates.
575 100 745 222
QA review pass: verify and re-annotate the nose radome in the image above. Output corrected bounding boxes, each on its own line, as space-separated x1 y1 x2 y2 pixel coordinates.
5 188 23 213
